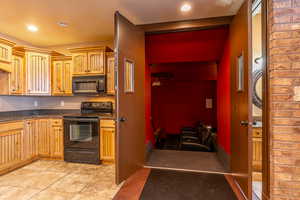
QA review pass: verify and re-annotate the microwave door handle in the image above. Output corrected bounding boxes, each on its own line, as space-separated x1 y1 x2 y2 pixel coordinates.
96 80 100 92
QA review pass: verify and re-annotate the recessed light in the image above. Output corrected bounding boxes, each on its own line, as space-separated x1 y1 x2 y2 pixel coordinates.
181 3 192 12
27 25 38 32
58 22 68 27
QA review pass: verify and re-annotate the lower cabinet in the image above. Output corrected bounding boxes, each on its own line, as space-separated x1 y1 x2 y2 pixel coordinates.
0 121 24 173
37 118 64 159
23 119 39 160
252 127 262 172
49 119 64 159
100 120 115 162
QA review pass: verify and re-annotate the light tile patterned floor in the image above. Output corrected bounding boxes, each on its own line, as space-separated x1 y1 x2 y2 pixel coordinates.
0 160 120 200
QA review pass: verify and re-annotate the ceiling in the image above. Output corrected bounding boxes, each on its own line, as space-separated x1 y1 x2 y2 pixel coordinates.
0 0 244 47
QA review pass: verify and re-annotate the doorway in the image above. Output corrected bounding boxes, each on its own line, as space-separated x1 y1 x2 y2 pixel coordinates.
143 28 230 174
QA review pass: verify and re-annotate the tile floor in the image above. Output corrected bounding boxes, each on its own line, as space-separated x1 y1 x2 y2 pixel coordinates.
0 160 121 200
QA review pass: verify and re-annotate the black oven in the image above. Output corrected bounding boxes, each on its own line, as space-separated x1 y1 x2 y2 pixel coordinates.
64 117 100 164
72 75 106 95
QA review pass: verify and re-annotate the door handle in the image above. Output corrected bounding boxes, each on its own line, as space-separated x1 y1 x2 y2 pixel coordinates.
240 120 249 126
119 117 126 122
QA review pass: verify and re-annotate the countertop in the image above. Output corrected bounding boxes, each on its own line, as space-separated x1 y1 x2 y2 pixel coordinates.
0 109 115 123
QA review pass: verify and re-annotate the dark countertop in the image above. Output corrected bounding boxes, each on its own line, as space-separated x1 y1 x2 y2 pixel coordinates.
0 109 115 123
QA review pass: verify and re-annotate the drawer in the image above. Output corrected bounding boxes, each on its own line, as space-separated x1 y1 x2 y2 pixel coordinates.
252 128 262 138
51 119 63 126
100 120 115 127
0 121 23 133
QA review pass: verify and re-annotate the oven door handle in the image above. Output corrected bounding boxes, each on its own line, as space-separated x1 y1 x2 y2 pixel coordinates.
63 118 99 122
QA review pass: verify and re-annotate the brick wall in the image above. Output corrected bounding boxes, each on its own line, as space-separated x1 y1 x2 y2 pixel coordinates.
269 0 300 199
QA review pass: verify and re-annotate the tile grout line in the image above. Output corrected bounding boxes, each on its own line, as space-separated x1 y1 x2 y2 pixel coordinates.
27 169 72 200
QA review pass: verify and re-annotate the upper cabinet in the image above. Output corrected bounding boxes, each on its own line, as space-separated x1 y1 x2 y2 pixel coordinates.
10 48 25 95
52 56 73 96
0 38 15 72
106 52 115 95
24 48 52 96
70 46 112 76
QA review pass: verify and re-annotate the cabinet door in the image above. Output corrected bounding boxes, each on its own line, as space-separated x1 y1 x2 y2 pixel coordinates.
50 125 63 159
10 55 24 95
0 43 13 72
23 120 38 160
106 56 115 95
72 53 88 75
37 119 51 157
63 60 73 95
0 122 23 171
52 61 64 96
100 125 115 162
26 52 51 95
88 51 105 74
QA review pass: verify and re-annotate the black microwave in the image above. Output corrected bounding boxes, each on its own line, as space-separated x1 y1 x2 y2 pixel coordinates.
72 75 106 95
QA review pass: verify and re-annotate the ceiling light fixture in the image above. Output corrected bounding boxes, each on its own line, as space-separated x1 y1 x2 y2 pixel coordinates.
181 3 192 12
27 25 38 32
58 22 68 27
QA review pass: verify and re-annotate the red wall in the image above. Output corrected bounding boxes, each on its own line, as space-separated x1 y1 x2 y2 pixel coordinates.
151 63 217 134
146 27 228 64
145 28 231 153
217 39 231 154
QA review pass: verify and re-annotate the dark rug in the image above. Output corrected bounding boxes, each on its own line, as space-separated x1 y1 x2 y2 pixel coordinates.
140 169 237 200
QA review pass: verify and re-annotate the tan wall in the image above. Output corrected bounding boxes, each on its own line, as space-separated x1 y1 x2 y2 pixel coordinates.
269 0 300 199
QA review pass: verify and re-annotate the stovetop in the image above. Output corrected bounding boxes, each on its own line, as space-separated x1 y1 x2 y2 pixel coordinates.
63 101 114 119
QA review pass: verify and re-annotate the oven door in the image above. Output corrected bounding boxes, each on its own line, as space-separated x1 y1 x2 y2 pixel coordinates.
64 117 99 149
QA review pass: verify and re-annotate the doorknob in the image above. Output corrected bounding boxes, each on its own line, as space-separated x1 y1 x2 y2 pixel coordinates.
240 120 249 126
119 117 126 122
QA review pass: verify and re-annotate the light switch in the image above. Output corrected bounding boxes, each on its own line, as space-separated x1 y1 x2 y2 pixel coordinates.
60 100 65 107
294 86 300 101
206 98 213 109
34 101 38 107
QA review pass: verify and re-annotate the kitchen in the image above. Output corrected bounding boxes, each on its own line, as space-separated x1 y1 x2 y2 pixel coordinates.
0 34 118 199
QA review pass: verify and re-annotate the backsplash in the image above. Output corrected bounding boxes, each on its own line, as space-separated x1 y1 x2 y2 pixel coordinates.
0 96 115 112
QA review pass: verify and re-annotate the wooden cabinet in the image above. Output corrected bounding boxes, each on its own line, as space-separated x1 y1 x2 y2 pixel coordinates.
37 119 51 157
25 49 51 95
70 46 112 76
106 52 115 95
23 120 38 160
0 38 15 72
50 119 64 159
100 120 115 162
37 118 64 159
52 56 73 96
10 49 25 95
0 121 24 173
252 127 262 172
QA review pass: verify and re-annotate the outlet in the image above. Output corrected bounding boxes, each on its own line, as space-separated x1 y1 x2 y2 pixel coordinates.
60 100 65 107
34 101 38 107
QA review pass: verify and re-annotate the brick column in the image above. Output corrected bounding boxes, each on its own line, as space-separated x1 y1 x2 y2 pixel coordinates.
269 0 300 199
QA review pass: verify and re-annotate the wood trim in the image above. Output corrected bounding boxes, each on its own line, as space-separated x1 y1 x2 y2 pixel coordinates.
261 0 270 199
69 46 112 53
14 46 53 54
138 16 233 34
225 175 247 200
51 55 72 61
0 38 16 47
12 48 25 57
113 168 150 200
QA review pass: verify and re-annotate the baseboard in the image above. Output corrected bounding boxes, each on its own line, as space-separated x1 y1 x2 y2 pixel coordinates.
0 157 39 176
145 140 153 162
217 145 231 171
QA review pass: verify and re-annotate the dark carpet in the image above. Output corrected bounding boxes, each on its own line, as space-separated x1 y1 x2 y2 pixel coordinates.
139 169 237 200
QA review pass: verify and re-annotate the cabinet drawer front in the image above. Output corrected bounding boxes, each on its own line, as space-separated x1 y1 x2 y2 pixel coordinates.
252 129 262 138
0 121 23 134
51 119 63 126
100 120 115 127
